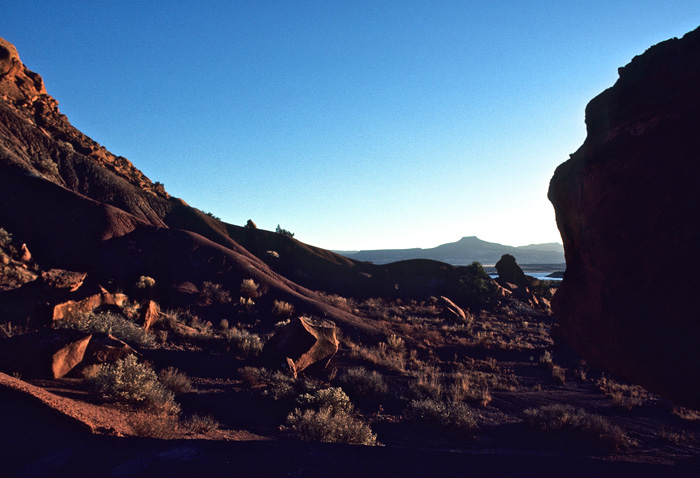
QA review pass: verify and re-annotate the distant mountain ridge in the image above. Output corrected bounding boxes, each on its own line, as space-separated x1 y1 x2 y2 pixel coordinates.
337 236 564 266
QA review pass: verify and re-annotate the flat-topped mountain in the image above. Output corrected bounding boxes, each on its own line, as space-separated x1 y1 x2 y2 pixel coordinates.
338 236 564 266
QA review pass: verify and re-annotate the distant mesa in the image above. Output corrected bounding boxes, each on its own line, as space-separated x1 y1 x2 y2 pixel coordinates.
549 26 700 408
338 236 564 267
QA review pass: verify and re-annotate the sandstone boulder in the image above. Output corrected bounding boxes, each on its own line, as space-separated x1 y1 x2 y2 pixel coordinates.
548 27 700 408
0 329 92 378
262 317 339 377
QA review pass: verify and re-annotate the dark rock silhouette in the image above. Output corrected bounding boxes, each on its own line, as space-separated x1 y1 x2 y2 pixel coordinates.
549 26 700 408
495 254 528 287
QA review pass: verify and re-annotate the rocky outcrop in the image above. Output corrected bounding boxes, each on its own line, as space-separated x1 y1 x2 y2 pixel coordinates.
262 317 339 377
548 27 700 408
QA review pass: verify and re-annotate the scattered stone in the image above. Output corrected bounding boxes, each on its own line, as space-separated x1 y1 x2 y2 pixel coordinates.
439 296 468 322
262 317 339 377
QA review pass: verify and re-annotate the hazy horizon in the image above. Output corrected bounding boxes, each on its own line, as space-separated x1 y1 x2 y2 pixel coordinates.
3 2 700 250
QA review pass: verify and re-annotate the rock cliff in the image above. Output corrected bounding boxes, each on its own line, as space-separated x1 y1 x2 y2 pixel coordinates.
548 26 700 408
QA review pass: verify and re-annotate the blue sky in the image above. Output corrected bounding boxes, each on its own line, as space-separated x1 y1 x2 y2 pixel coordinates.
3 2 700 250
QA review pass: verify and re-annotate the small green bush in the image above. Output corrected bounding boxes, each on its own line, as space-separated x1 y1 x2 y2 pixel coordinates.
286 406 377 445
55 312 156 348
87 355 179 414
407 398 478 433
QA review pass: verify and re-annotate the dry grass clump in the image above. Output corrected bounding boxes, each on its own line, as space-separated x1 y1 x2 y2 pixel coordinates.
201 281 232 304
597 375 652 410
337 367 389 401
127 411 180 439
239 278 260 299
524 404 630 452
87 355 180 414
347 336 407 372
272 300 294 318
158 367 194 395
182 414 220 433
222 327 263 358
406 398 478 433
55 312 156 348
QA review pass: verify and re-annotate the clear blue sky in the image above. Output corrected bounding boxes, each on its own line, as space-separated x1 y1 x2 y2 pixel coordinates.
3 2 700 250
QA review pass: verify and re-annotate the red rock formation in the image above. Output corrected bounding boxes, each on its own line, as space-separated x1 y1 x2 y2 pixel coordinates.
548 27 700 408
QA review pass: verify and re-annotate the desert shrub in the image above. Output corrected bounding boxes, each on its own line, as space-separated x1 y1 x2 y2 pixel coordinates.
158 367 193 395
597 376 651 410
87 355 179 414
182 414 220 433
135 275 156 289
338 367 389 400
296 387 354 414
239 278 260 299
272 300 294 318
55 312 156 348
201 281 232 304
266 371 299 401
451 261 499 310
406 399 478 433
222 327 263 358
285 407 376 445
265 371 321 401
127 412 180 438
36 158 59 177
523 404 630 451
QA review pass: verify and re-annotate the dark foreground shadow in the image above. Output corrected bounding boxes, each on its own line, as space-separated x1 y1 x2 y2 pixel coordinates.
2 386 697 478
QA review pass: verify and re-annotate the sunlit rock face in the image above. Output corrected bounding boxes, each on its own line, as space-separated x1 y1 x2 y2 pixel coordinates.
548 26 700 409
